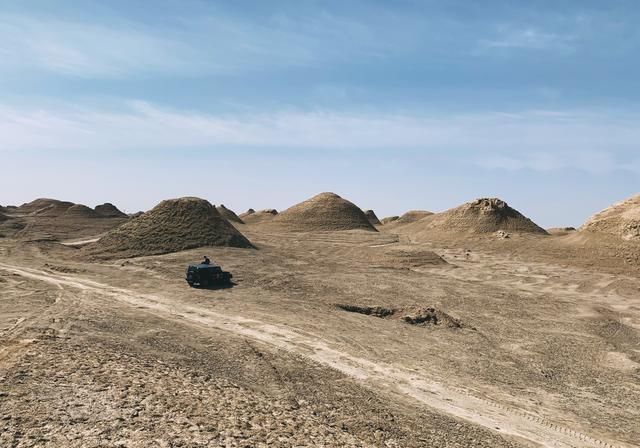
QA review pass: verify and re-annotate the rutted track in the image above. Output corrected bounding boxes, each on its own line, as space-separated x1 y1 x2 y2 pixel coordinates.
0 262 629 448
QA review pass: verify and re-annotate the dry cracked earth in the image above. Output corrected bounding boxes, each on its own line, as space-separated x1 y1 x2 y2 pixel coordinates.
1 228 639 447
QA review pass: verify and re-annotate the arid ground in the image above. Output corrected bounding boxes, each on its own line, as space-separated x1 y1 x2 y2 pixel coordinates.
1 198 640 448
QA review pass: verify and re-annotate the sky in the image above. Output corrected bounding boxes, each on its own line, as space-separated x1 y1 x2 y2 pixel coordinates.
1 0 639 227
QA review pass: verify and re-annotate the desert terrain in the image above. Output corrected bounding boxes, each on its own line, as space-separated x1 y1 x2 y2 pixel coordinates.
1 194 639 448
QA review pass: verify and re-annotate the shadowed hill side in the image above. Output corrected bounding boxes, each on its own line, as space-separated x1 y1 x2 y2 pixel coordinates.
95 203 128 218
364 210 381 226
271 193 376 232
86 197 253 258
216 205 244 224
63 204 101 219
581 194 640 240
404 198 547 236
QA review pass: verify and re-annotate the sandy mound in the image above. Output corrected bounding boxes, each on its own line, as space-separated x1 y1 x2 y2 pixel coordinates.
581 194 640 240
242 209 278 225
18 199 73 216
87 197 253 258
272 193 376 232
16 206 128 241
240 208 256 217
95 203 127 218
395 210 433 225
32 201 74 217
364 210 381 226
216 205 244 224
412 198 547 235
380 216 399 225
63 204 100 219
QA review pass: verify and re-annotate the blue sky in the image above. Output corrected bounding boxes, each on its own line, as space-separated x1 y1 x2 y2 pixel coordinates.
1 0 639 226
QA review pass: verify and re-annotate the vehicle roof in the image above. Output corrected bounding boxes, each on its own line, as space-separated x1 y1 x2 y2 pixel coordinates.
189 263 220 268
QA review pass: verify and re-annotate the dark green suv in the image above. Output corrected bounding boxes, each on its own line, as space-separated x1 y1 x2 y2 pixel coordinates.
185 264 233 288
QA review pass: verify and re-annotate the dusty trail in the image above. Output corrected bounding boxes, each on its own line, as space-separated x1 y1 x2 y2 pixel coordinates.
0 261 630 448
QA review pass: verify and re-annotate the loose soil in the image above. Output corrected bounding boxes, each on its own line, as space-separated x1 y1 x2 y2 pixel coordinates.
1 194 640 448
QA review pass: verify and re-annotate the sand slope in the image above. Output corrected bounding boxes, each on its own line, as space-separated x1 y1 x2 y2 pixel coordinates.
380 216 399 225
364 210 382 226
393 210 434 226
216 205 244 224
272 193 376 232
87 197 253 258
241 209 278 225
581 193 640 240
18 199 73 216
95 203 127 218
63 204 101 219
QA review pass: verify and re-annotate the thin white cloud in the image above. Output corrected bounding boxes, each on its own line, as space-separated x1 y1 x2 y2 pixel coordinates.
0 12 389 78
478 26 576 53
477 151 633 174
0 16 208 78
1 101 639 176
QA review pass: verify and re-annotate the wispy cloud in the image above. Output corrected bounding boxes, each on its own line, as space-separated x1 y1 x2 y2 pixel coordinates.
478 26 576 53
0 12 389 78
0 15 206 78
1 101 639 175
476 151 632 175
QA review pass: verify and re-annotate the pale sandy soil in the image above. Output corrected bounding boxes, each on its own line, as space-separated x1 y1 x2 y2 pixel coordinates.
1 226 639 447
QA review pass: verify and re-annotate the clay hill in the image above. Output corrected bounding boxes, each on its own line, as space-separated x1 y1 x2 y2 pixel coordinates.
241 209 278 225
87 197 253 258
63 204 100 219
216 205 244 224
580 193 640 240
364 210 381 226
272 193 376 232
95 203 127 218
381 216 399 225
394 210 434 225
17 198 73 216
15 201 128 241
405 198 547 235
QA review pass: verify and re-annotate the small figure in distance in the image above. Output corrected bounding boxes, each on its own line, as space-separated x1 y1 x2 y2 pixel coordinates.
202 255 211 265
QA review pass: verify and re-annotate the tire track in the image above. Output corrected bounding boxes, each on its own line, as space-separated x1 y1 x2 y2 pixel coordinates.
0 262 630 448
